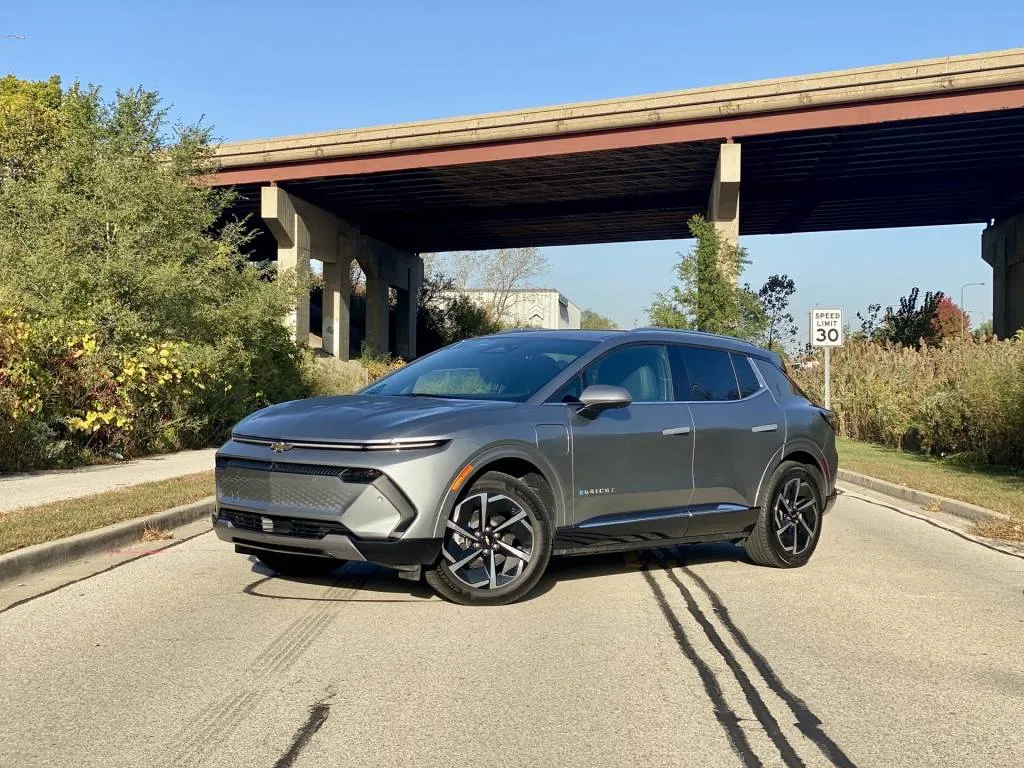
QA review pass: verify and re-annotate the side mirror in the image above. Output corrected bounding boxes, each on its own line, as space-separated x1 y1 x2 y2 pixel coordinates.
577 384 632 415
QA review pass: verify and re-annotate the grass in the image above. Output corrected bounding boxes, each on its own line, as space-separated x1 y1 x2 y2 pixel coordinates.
837 438 1024 541
0 471 214 556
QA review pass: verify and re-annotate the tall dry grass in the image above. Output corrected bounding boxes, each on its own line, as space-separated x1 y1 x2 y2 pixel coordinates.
791 334 1024 468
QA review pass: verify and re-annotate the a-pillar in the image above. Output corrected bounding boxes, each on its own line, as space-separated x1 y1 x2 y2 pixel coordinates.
982 212 1024 338
708 142 741 253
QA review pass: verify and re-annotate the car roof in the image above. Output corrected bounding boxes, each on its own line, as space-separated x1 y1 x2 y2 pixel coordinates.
493 327 780 364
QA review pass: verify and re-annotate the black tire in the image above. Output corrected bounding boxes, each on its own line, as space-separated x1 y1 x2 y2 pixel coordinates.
745 461 823 568
255 551 342 578
425 471 553 606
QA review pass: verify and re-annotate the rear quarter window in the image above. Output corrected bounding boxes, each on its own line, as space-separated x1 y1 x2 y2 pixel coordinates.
730 354 762 398
753 359 809 402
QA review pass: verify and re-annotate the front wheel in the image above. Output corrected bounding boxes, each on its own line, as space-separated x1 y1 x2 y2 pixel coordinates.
425 471 552 606
744 461 823 568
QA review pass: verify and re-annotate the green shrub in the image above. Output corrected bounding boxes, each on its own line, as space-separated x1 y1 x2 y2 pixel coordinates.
306 355 368 396
0 78 310 471
792 334 1024 468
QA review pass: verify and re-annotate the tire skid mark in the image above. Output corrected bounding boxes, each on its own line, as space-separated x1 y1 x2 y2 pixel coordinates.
642 566 763 767
170 564 376 767
653 551 806 768
681 566 858 768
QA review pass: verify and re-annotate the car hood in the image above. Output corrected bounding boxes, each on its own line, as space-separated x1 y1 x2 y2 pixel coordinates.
232 395 517 443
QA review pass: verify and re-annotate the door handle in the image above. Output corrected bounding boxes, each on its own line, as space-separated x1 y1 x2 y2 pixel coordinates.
751 424 778 433
662 426 691 436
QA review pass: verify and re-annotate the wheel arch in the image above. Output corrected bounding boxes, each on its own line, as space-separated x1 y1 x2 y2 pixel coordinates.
432 442 566 538
780 440 830 499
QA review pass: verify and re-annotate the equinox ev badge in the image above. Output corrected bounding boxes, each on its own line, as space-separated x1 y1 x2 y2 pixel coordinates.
270 441 294 453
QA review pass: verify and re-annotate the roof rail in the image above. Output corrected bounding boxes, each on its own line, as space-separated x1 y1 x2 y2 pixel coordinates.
629 326 765 349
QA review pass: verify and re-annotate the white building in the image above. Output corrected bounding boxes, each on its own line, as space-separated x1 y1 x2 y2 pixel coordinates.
442 288 581 330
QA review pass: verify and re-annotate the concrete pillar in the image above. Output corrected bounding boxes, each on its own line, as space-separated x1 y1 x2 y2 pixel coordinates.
364 273 389 356
708 142 741 250
396 257 424 360
261 187 310 345
322 241 353 359
262 186 359 356
982 212 1024 339
358 237 422 359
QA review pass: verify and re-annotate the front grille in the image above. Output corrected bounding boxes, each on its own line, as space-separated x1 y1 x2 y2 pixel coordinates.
219 509 348 540
215 457 378 481
215 458 374 513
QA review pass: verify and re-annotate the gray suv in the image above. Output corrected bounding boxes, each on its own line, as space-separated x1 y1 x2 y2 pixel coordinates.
214 329 838 605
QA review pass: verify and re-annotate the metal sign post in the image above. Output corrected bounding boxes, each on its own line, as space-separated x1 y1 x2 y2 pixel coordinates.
809 308 843 410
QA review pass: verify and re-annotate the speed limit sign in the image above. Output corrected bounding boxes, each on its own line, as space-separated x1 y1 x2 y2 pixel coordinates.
810 308 843 347
809 307 842 410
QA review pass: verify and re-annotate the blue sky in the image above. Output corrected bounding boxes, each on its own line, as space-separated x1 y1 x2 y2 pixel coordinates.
4 0 1018 336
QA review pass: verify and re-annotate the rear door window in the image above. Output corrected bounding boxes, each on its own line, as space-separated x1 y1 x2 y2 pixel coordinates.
674 346 740 401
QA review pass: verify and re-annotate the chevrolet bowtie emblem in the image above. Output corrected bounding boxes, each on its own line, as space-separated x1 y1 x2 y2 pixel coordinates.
270 441 294 453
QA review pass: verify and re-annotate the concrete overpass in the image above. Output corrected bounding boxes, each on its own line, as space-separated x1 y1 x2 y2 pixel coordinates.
210 48 1024 357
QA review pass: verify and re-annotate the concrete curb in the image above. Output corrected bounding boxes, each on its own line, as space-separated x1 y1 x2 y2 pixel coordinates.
836 469 1010 525
0 496 215 584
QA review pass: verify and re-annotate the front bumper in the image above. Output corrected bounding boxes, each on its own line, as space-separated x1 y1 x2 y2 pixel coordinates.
213 513 441 566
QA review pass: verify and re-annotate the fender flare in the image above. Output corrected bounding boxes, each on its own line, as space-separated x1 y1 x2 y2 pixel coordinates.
759 438 829 502
430 440 569 539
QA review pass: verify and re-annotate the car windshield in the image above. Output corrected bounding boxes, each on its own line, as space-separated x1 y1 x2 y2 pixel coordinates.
361 336 596 402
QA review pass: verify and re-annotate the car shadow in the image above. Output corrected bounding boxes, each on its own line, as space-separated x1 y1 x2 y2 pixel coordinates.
240 542 751 605
544 541 750 586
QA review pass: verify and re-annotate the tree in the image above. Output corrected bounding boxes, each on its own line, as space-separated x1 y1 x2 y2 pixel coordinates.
0 74 63 180
879 288 945 347
932 296 970 341
415 270 502 355
647 214 765 340
580 309 617 330
429 247 549 324
755 274 799 352
854 290 947 347
855 303 883 340
0 76 307 468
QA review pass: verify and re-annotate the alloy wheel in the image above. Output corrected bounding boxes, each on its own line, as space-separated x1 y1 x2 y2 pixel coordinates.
442 492 535 590
772 477 820 557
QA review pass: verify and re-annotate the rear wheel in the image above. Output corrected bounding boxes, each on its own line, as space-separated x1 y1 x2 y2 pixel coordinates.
255 551 342 578
425 471 552 606
744 461 823 568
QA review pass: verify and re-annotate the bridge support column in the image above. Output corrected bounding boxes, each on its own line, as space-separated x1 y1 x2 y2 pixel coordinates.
358 238 422 359
396 259 424 360
708 142 741 250
322 239 353 359
261 187 311 345
982 212 1024 339
262 186 361 358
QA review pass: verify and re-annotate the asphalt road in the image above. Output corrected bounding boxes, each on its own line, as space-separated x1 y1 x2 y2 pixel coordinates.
1 490 1022 768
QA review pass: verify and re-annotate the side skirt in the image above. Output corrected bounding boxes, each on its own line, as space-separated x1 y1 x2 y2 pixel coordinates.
554 505 759 557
